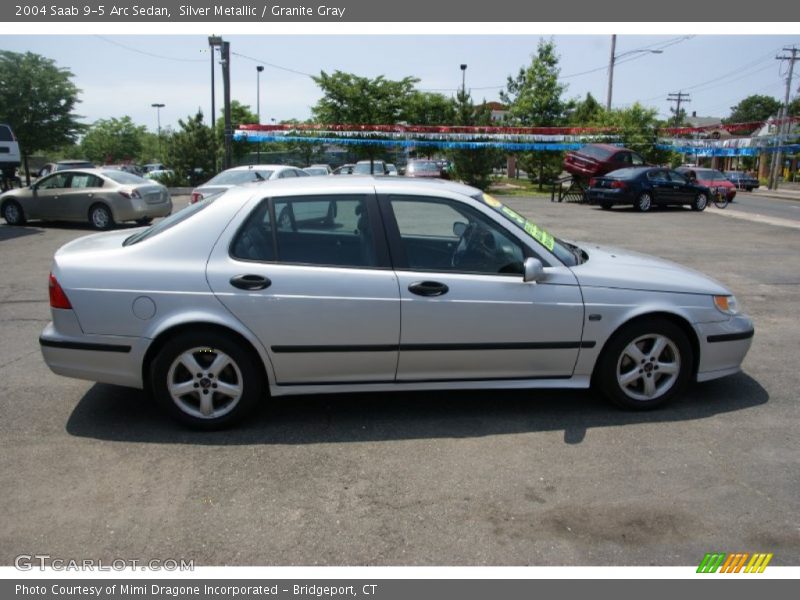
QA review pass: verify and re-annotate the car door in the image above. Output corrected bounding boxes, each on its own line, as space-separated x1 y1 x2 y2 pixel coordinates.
381 194 584 382
646 169 673 204
30 172 72 219
206 192 401 385
62 172 104 220
667 170 695 202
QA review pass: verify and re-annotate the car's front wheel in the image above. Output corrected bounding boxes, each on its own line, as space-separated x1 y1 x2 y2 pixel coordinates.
691 192 708 211
600 201 612 210
596 318 693 410
635 192 652 212
89 204 115 230
2 199 26 225
150 330 264 429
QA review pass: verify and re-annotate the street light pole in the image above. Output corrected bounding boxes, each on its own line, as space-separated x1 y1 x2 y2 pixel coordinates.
208 36 222 173
151 103 165 160
460 64 467 96
606 36 663 111
256 65 264 163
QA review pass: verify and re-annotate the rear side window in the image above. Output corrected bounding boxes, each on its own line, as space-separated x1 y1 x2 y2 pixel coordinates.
231 195 376 268
70 174 104 188
0 125 14 142
124 199 213 246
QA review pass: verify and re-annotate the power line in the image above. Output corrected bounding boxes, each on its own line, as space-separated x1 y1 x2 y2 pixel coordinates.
94 35 206 63
231 51 316 78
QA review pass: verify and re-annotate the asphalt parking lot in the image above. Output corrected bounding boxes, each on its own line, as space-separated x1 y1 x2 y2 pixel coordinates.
1 192 798 566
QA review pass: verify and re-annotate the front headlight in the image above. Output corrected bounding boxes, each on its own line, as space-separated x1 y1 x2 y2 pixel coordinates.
713 295 740 315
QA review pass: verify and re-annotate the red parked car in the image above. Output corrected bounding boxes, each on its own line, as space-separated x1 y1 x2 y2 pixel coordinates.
676 167 736 203
563 144 647 181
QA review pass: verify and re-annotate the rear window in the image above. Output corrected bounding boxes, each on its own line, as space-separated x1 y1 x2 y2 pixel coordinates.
206 170 273 185
124 198 213 246
408 161 440 173
354 162 383 174
605 168 642 179
0 125 14 142
103 170 148 185
577 145 615 160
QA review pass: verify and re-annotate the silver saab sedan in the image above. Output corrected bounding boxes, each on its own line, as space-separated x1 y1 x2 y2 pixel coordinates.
39 178 754 429
1 168 172 230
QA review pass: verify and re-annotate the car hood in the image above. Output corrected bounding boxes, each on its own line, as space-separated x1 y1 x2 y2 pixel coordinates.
570 242 730 295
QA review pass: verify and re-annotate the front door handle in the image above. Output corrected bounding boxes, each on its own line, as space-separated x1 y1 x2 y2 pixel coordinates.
408 281 449 297
230 274 271 291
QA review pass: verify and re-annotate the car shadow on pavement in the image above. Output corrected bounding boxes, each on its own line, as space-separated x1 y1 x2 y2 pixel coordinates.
66 372 768 446
0 225 45 242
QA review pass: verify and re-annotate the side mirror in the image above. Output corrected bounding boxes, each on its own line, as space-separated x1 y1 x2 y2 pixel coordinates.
453 221 467 237
523 257 545 283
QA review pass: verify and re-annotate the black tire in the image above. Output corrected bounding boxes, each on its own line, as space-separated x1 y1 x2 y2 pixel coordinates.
712 192 728 209
595 318 693 410
135 217 153 226
691 192 708 212
1 199 26 225
634 192 652 212
89 203 115 230
150 329 264 430
600 202 612 210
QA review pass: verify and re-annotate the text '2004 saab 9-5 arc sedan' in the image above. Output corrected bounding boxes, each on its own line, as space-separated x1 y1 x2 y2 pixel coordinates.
39 177 754 429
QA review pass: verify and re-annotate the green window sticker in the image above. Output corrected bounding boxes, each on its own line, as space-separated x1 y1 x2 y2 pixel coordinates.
524 221 555 251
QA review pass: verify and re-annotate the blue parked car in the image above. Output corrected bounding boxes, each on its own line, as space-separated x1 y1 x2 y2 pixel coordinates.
725 171 759 192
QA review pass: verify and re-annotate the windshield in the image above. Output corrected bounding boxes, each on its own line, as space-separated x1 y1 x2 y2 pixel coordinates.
124 197 213 246
477 193 581 266
103 170 149 185
577 145 614 160
205 170 273 186
353 162 382 174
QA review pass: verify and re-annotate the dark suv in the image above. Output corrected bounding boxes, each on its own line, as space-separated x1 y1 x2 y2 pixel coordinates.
564 144 647 181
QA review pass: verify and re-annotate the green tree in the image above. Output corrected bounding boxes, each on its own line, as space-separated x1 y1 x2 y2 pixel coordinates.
569 93 604 125
403 91 456 125
312 71 418 171
447 90 500 190
80 116 146 164
724 95 782 125
788 97 800 117
0 50 85 183
165 111 215 186
500 39 569 189
596 103 671 165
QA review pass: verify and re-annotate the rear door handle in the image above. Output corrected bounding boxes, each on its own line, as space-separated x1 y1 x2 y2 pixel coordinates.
230 274 271 291
408 281 449 297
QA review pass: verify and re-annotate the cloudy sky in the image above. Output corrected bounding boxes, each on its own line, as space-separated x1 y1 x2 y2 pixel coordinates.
2 34 799 132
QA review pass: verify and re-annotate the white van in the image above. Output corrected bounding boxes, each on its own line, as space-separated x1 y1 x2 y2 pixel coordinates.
1 123 21 184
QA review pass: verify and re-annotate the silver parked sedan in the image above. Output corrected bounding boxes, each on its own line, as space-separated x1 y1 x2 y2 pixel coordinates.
1 168 172 230
40 178 754 429
190 164 309 204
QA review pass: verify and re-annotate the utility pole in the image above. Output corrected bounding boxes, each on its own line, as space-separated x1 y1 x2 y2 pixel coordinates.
667 91 691 127
256 65 264 164
221 40 233 170
768 46 799 190
606 34 617 110
208 36 222 173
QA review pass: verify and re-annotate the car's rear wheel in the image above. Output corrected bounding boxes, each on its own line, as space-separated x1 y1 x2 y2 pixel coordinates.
596 318 693 410
89 203 115 230
2 199 26 225
600 202 612 210
135 217 153 226
635 192 652 212
150 330 264 429
691 192 708 211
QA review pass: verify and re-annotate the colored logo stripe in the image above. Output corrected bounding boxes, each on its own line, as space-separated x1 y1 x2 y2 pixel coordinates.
697 552 773 573
697 553 726 573
745 553 773 573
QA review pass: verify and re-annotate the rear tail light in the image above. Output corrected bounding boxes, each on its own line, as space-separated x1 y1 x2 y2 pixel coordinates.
118 189 141 199
589 178 597 187
191 192 203 204
48 273 72 310
610 180 626 189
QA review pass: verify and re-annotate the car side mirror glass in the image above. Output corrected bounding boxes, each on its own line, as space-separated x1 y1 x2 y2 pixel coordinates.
453 221 467 237
523 257 545 283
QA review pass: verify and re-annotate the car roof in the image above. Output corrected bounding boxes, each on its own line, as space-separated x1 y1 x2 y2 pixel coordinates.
226 164 291 171
231 174 479 197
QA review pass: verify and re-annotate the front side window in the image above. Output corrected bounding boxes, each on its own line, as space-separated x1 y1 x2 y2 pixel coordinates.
668 171 688 184
630 153 645 166
38 173 71 189
389 196 525 276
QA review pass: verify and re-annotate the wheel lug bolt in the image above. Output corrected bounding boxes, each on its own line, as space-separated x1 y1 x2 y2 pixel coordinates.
197 373 202 378
202 389 209 395
641 359 646 364
639 369 643 373
212 383 217 388
193 383 199 388
647 373 652 378
208 373 214 378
